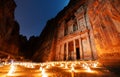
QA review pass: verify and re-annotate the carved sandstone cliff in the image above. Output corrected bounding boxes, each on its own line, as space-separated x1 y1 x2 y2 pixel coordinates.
32 0 120 67
88 0 120 66
0 0 20 57
32 0 83 62
32 19 57 62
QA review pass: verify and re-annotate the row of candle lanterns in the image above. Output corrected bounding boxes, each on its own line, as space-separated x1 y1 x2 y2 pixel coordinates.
6 61 99 77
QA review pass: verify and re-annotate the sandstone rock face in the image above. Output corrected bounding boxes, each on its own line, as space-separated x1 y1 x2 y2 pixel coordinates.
32 0 120 67
32 19 57 62
88 0 120 66
0 0 20 58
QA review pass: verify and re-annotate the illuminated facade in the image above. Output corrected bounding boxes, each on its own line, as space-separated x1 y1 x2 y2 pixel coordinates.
55 5 97 61
33 0 120 67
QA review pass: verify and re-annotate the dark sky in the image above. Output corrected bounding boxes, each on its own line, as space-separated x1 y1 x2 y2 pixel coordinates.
14 0 70 39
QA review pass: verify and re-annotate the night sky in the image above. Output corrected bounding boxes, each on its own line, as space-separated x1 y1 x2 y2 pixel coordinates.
14 0 70 39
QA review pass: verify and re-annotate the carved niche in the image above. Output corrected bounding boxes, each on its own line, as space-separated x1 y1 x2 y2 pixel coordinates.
75 5 87 32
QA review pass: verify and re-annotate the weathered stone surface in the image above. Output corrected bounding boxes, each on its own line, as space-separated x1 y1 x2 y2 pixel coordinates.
2 0 119 66
0 0 20 57
32 19 57 62
32 0 120 67
88 0 120 66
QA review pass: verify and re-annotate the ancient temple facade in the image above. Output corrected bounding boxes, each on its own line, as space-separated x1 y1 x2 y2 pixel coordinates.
53 0 120 66
33 0 120 67
55 3 97 61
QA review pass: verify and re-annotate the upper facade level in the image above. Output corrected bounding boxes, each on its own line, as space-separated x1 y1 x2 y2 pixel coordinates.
57 4 89 39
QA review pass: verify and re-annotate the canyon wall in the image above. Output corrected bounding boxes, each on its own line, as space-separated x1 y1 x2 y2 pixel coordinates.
33 0 120 67
32 19 57 62
0 0 20 57
2 0 119 66
88 0 120 66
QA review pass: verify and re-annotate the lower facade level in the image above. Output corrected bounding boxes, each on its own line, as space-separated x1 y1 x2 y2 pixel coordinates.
55 30 97 61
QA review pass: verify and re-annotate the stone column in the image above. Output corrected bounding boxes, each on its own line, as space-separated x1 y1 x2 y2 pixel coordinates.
79 38 83 60
59 45 61 60
61 44 64 61
73 40 76 60
56 45 60 61
66 42 68 60
59 44 64 61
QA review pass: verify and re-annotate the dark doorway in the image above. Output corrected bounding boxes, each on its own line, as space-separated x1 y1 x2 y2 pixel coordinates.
76 48 80 60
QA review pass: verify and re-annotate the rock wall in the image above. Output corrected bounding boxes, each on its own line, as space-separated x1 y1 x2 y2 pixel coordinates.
32 19 57 62
31 0 83 62
32 0 120 67
88 0 120 66
0 0 20 57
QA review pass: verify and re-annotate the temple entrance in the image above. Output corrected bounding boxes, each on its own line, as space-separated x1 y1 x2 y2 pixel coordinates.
76 48 80 60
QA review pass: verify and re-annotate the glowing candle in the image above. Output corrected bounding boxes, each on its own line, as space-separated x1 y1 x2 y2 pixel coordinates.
60 64 64 67
42 69 47 77
87 67 91 72
93 63 97 67
39 67 43 71
7 65 15 76
65 64 68 69
71 66 75 72
46 65 48 68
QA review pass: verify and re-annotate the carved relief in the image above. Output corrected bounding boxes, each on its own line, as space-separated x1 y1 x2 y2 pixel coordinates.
32 0 120 63
67 18 74 34
75 5 84 15
75 5 87 32
78 18 86 31
58 21 65 38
